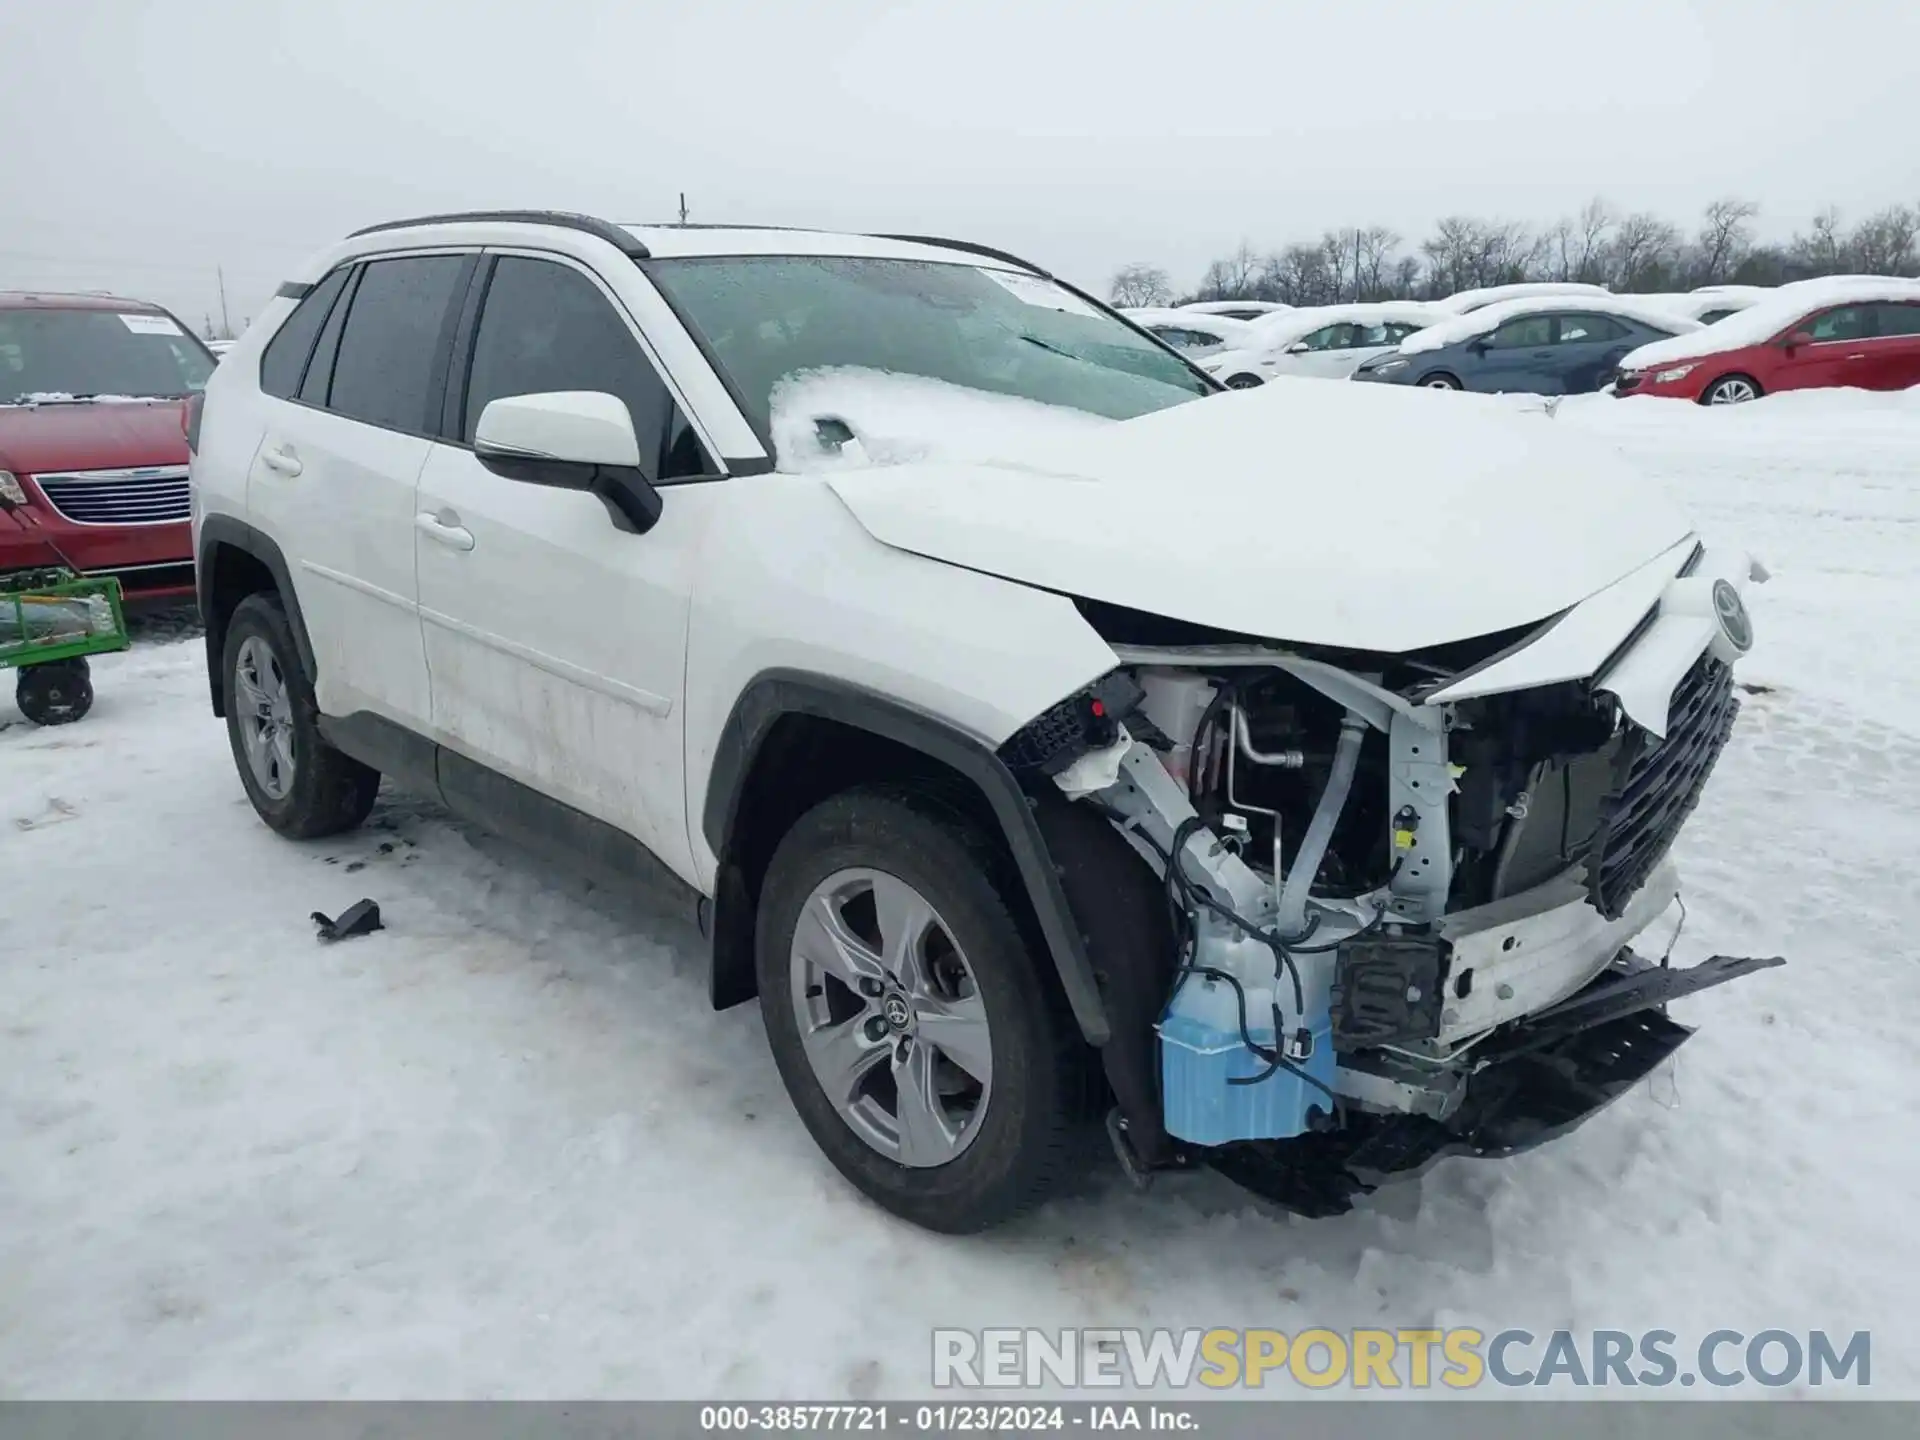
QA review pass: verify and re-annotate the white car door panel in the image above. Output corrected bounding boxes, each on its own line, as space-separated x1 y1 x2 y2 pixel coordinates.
414 251 719 879
414 450 716 873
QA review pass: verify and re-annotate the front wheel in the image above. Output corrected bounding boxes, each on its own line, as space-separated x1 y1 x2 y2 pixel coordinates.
1702 374 1761 405
1223 373 1263 389
15 658 92 725
1420 373 1462 390
754 788 1088 1233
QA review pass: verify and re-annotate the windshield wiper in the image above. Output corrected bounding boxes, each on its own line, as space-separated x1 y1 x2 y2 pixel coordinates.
1017 333 1082 362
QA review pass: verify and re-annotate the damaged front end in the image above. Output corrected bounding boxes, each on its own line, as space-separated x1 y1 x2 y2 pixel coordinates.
996 547 1784 1215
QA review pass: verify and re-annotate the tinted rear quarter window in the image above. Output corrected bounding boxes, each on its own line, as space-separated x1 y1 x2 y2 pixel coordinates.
462 256 712 480
327 255 466 434
259 267 350 399
1871 302 1920 337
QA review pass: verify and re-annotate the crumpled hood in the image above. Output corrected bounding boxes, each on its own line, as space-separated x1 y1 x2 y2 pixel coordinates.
0 399 190 476
807 377 1696 654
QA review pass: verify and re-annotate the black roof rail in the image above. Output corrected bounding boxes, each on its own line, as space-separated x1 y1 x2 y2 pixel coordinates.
346 210 649 258
871 233 1050 277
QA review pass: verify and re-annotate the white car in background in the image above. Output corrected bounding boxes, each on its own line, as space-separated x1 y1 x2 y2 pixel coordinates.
1633 288 1771 326
1119 307 1255 359
1198 302 1451 387
1177 300 1293 322
1432 281 1615 314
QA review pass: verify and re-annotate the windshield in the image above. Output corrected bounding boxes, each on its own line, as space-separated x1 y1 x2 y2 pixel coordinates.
0 307 215 403
644 256 1212 434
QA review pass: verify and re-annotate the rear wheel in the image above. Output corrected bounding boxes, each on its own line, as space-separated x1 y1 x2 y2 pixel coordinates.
221 593 380 838
1702 374 1761 405
755 787 1087 1233
15 658 92 725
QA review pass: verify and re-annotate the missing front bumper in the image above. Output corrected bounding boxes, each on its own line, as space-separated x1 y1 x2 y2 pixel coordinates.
1204 947 1785 1217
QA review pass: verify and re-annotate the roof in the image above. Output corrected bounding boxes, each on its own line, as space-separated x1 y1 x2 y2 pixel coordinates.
1399 293 1703 355
340 209 1049 274
0 291 168 313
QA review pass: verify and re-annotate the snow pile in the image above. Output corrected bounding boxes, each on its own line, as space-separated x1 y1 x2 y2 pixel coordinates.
768 367 1115 472
1177 300 1292 316
1619 275 1920 370
2 392 176 407
1399 295 1706 355
1430 281 1614 314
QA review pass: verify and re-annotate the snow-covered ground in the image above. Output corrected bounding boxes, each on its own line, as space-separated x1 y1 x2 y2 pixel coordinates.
3 389 1917 1399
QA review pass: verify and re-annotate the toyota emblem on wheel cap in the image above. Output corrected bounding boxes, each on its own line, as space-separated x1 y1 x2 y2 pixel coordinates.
1712 579 1753 651
883 995 912 1031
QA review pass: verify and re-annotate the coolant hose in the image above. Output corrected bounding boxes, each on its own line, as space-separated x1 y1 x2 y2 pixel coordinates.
1275 713 1368 936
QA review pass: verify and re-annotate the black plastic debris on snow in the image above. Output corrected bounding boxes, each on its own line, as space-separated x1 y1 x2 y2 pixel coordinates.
312 899 383 943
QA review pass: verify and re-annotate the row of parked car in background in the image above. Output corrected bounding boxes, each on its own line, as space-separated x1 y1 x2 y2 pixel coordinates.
1125 276 1920 401
2 263 1917 626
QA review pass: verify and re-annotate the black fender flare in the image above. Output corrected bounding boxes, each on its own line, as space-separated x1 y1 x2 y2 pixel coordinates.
195 516 315 716
701 670 1112 1046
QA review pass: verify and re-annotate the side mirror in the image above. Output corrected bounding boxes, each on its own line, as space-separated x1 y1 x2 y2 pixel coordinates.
473 391 662 534
1284 341 1310 355
1783 330 1814 350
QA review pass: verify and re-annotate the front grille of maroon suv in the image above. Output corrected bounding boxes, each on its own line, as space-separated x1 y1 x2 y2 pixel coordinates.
33 466 191 525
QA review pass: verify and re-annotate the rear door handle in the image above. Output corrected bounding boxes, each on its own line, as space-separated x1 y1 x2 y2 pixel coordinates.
415 511 474 551
260 444 302 476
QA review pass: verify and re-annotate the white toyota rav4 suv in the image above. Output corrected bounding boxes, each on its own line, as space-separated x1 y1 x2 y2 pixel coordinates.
189 210 1781 1234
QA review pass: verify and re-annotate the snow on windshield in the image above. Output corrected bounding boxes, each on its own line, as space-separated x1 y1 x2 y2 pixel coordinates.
1398 295 1705 355
1618 275 1920 371
768 366 1116 473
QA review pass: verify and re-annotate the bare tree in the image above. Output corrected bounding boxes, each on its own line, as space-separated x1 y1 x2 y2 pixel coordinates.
1108 262 1173 308
1693 197 1759 285
1846 205 1920 276
1547 198 1615 283
1792 207 1846 274
1422 216 1542 294
1606 211 1682 290
1194 243 1261 300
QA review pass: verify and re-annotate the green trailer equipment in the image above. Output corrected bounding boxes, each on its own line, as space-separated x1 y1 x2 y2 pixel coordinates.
1 568 130 725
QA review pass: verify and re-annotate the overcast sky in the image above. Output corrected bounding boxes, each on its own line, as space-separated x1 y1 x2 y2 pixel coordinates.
4 0 1916 332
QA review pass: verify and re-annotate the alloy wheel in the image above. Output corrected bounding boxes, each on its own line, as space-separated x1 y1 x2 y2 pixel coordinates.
235 635 296 800
787 867 993 1167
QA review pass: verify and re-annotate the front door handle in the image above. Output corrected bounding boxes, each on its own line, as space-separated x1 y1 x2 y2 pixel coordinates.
260 444 302 477
415 511 474 551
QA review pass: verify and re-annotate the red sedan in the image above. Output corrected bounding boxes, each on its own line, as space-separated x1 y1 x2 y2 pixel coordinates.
1616 289 1920 404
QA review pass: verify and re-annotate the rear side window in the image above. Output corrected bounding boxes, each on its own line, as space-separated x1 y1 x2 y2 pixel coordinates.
327 255 466 434
259 267 350 399
1870 302 1920 337
461 256 714 481
1487 315 1555 348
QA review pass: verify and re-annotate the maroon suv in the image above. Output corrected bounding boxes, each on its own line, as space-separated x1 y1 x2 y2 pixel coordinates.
0 291 217 601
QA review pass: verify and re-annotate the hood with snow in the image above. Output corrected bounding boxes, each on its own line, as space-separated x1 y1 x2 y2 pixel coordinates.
773 369 1696 655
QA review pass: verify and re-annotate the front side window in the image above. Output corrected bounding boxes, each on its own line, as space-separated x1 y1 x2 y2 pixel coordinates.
0 306 214 404
462 257 713 481
1804 305 1870 342
1554 314 1629 344
645 255 1211 436
326 255 467 433
1486 315 1555 349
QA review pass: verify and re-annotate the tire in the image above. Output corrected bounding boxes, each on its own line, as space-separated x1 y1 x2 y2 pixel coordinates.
755 787 1088 1233
1224 373 1263 389
1701 374 1761 405
221 592 379 839
15 658 92 725
1419 373 1462 390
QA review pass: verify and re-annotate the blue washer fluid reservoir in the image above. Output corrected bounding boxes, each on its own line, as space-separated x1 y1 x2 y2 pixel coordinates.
1157 968 1337 1146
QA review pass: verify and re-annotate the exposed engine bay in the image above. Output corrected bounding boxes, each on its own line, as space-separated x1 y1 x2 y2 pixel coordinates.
997 601 1784 1214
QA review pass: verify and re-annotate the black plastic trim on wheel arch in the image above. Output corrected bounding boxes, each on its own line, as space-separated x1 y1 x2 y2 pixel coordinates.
702 670 1113 1046
196 516 317 719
